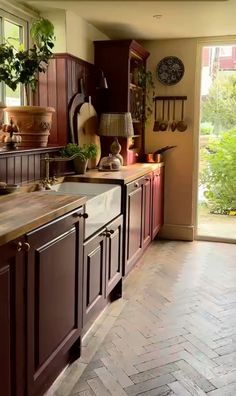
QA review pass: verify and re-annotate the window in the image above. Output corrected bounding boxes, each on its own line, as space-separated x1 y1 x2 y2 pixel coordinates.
219 46 232 57
0 10 28 106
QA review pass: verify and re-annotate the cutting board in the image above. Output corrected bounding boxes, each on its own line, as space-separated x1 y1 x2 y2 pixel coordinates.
77 102 101 168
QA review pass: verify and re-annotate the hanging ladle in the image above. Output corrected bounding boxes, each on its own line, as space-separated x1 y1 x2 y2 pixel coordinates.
153 99 159 131
177 99 187 132
159 99 168 131
171 99 177 132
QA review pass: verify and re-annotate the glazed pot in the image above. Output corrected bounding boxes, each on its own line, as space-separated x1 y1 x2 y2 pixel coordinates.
4 106 55 148
73 158 88 174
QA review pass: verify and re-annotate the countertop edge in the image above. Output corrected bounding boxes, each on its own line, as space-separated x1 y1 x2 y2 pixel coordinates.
0 194 87 247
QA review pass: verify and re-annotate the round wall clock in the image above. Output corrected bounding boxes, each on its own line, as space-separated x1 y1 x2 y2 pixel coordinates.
156 56 185 86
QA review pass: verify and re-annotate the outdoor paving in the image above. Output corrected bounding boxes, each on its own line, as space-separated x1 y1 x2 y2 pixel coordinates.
198 206 236 240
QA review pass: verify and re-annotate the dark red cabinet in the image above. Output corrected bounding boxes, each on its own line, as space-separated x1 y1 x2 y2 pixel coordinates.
83 215 123 327
126 179 143 274
142 173 152 249
152 167 164 239
26 208 84 396
0 238 26 396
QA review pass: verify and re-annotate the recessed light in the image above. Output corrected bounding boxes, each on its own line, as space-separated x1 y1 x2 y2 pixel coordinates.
153 15 163 20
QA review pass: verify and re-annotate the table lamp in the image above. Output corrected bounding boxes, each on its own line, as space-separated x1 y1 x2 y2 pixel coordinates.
98 112 134 166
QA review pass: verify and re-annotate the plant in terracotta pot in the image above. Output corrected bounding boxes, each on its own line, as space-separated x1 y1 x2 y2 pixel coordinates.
61 143 98 174
0 17 55 147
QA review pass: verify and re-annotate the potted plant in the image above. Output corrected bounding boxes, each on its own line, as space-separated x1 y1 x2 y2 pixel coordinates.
61 143 98 174
0 17 55 147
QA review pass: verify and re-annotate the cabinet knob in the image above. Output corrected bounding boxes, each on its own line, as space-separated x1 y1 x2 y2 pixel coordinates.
134 182 139 188
106 230 114 237
73 212 89 219
16 242 31 252
145 177 150 181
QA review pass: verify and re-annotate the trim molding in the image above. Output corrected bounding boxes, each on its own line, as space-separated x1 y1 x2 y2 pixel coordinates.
160 223 194 241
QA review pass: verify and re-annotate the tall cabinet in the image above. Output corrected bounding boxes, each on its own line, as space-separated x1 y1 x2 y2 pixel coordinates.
94 40 150 165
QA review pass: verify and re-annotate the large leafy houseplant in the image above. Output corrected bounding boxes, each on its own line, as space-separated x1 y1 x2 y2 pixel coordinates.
0 17 55 105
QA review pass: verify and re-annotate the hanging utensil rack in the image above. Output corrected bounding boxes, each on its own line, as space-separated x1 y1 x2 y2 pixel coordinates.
153 95 187 101
153 96 188 132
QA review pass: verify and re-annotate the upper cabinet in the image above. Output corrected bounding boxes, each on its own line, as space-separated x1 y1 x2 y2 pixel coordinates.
94 40 150 164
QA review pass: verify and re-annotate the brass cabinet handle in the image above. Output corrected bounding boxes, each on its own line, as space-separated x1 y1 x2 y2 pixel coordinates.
23 242 31 252
73 212 89 219
134 182 139 188
17 241 23 252
145 177 150 181
106 230 114 237
16 242 31 252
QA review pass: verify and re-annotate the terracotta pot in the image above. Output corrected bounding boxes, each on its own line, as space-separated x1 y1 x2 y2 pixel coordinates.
73 158 88 174
4 106 55 148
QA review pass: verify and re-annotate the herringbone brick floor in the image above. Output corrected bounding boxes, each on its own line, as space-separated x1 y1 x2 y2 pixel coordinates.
48 240 236 396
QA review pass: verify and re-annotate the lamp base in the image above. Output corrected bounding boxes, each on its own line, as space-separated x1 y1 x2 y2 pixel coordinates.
110 137 123 165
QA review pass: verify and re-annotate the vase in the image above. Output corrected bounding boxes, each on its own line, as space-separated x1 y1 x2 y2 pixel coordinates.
4 106 55 148
73 158 88 174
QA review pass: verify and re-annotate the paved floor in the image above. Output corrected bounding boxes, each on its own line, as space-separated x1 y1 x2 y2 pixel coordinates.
48 240 236 396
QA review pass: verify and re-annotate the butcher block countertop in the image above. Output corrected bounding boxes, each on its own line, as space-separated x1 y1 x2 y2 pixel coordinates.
0 191 86 246
66 162 164 185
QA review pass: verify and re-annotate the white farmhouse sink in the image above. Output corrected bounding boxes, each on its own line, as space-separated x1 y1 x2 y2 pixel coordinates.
51 182 121 238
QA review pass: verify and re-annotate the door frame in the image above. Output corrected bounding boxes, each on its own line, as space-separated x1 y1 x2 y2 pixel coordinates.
193 37 236 243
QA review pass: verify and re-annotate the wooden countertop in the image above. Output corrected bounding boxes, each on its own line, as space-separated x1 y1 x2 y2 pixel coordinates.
0 191 86 246
66 163 164 185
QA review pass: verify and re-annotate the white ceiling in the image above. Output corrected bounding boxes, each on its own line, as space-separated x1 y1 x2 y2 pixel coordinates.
21 0 236 40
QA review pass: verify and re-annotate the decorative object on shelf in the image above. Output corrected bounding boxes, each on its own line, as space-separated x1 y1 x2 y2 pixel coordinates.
98 154 121 171
156 56 185 86
0 102 5 129
0 17 55 148
1 119 22 149
98 112 134 166
153 96 188 132
60 143 98 174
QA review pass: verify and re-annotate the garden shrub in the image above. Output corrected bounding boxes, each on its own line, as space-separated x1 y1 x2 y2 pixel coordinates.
200 122 214 135
200 128 236 214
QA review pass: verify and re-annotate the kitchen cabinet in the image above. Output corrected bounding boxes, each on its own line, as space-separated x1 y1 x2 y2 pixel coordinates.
94 40 150 164
152 167 164 239
142 173 152 249
83 215 123 327
125 177 144 274
26 207 84 396
0 238 26 396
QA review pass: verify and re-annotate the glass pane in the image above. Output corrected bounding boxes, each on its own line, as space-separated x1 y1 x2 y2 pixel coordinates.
4 20 22 105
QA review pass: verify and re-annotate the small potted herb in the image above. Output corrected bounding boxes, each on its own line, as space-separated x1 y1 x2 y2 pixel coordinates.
61 143 98 174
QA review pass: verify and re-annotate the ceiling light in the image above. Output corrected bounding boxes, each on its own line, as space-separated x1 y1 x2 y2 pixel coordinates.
153 15 163 20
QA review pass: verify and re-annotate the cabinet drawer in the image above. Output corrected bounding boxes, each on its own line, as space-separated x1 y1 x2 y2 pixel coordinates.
126 176 144 194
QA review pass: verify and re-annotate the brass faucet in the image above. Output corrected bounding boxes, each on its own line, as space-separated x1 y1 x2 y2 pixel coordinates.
40 153 80 190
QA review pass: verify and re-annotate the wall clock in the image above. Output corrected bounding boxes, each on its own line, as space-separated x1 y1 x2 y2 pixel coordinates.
156 56 185 86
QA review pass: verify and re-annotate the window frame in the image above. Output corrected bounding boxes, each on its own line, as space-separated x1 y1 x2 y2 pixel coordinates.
0 9 29 105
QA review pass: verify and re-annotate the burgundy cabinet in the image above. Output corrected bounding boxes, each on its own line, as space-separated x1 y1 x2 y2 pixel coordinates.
83 215 123 327
125 177 144 274
105 215 123 297
142 173 152 249
0 238 26 396
83 231 106 327
152 167 164 239
26 208 84 396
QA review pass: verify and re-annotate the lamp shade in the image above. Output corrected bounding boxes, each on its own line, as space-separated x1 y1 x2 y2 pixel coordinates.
98 112 134 137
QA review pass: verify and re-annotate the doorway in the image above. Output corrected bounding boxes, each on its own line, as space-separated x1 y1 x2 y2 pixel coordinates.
196 44 236 242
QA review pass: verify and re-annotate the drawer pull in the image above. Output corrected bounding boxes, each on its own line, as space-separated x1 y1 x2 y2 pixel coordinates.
145 177 150 181
23 242 31 252
134 182 139 188
17 242 22 252
73 212 89 219
16 242 31 252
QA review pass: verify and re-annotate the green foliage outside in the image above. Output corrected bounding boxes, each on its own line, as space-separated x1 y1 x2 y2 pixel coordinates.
61 143 98 162
200 122 214 135
0 17 55 104
200 129 236 214
201 73 236 134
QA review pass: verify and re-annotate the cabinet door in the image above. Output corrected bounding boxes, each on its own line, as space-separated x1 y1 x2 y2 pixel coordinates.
105 215 123 297
83 231 106 327
26 208 84 396
0 238 25 396
152 167 164 239
142 173 152 249
125 178 143 275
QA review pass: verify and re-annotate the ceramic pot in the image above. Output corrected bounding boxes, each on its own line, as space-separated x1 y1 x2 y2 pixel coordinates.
73 158 88 174
4 106 55 148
